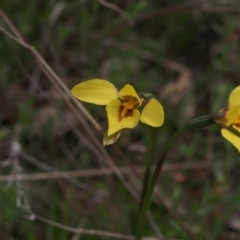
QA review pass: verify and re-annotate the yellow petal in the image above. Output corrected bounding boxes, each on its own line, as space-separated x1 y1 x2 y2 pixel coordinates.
221 128 240 152
71 79 118 105
106 99 140 136
103 130 122 146
229 86 240 107
119 84 141 104
140 99 164 127
226 86 240 125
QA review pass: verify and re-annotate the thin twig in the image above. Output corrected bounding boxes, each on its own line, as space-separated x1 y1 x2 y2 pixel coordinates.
136 5 240 22
71 218 87 240
0 7 25 41
0 161 210 182
19 151 96 192
33 213 170 240
97 0 134 26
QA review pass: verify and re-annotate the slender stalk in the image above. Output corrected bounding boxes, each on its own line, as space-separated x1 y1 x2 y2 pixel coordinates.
139 128 157 212
135 126 186 240
136 114 216 240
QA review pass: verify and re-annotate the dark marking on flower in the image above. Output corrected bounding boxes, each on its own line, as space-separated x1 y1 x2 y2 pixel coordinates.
123 96 132 101
233 115 240 129
234 123 240 129
118 105 133 122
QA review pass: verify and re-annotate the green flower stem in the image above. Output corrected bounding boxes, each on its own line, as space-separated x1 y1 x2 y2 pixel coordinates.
139 127 157 212
135 126 186 240
135 115 215 240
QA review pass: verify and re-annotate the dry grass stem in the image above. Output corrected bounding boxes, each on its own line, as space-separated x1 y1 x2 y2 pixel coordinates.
97 0 134 26
0 161 210 182
136 5 240 22
34 213 170 240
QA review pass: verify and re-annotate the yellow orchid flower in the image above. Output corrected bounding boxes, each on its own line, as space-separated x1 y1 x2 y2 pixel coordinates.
215 86 240 151
71 79 164 145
